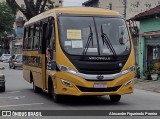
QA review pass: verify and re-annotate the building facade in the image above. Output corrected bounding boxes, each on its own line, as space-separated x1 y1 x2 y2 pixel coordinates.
13 0 63 51
13 17 24 54
134 5 160 78
83 0 160 19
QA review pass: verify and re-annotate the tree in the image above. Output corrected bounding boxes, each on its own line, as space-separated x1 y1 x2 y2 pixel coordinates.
0 2 15 46
6 0 56 20
0 2 15 35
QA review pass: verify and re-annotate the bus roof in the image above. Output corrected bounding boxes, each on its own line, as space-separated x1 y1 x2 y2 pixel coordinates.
25 7 121 25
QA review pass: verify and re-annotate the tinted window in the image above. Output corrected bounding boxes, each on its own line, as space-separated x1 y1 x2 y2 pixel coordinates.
59 17 98 55
59 16 130 56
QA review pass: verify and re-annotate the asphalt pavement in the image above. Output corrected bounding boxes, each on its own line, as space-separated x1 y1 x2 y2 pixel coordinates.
0 62 160 119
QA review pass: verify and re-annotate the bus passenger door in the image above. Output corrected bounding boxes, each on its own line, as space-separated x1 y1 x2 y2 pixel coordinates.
42 17 56 90
41 21 48 90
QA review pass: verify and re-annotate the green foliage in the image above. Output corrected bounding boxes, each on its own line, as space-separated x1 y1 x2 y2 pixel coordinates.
0 2 15 38
147 62 160 75
6 0 18 15
6 0 56 20
46 0 55 9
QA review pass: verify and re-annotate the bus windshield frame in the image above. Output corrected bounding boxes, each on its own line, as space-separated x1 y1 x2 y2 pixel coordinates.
58 15 131 56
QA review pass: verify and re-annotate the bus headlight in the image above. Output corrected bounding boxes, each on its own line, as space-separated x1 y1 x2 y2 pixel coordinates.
57 65 77 74
121 66 135 75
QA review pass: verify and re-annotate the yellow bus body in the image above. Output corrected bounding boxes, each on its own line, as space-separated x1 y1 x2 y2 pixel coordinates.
23 7 135 98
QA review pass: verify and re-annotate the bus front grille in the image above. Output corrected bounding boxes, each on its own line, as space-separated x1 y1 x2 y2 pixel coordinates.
77 85 121 92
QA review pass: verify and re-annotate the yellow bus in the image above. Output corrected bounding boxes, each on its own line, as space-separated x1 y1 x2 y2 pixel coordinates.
23 7 135 103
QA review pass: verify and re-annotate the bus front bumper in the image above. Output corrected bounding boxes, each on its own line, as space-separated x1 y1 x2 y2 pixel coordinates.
54 72 135 96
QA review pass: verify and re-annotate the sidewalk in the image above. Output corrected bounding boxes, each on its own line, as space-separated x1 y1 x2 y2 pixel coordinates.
135 78 160 93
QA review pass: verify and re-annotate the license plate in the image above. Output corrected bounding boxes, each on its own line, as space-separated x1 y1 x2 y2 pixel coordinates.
93 83 107 88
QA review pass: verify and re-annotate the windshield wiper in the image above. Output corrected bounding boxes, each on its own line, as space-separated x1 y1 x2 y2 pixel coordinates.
101 25 117 58
82 25 93 56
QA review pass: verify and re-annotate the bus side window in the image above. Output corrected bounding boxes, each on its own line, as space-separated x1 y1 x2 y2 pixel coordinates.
29 25 34 49
27 26 31 49
23 27 28 49
32 25 36 49
34 23 40 50
39 23 42 51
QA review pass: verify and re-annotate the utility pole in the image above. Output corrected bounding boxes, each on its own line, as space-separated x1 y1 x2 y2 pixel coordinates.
123 0 127 18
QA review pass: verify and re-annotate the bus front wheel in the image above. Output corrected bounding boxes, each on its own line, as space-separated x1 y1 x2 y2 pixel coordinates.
52 84 61 103
109 95 121 102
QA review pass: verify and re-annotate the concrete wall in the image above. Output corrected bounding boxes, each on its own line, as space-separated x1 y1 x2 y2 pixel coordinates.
85 0 160 19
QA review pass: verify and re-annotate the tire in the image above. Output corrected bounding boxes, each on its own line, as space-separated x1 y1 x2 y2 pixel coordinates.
9 63 11 69
12 64 15 69
51 83 61 103
109 95 121 102
33 81 41 93
1 86 5 92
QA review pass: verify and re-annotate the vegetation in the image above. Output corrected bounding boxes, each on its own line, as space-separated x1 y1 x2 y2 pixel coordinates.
6 0 56 20
0 2 15 50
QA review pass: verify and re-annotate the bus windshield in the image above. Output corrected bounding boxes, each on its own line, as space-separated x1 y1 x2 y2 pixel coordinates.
58 16 130 56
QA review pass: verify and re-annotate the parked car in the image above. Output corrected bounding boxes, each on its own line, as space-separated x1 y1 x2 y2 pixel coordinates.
3 56 11 63
0 54 11 62
9 54 22 69
0 67 5 92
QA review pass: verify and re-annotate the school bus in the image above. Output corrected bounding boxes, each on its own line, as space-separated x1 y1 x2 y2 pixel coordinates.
23 7 135 103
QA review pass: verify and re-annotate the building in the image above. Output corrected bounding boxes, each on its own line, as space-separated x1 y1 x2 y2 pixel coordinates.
12 17 25 54
0 0 63 55
82 0 160 19
13 0 63 54
133 5 160 78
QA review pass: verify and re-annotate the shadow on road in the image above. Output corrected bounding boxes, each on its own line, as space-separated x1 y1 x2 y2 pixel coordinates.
27 89 128 106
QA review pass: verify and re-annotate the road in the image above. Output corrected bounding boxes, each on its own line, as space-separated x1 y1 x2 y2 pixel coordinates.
0 62 160 119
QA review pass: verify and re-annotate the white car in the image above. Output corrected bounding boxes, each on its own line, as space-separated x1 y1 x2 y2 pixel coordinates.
0 67 5 92
0 54 11 62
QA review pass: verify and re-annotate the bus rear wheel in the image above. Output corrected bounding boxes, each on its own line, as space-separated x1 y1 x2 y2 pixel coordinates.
109 95 121 102
0 86 5 92
33 81 41 93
